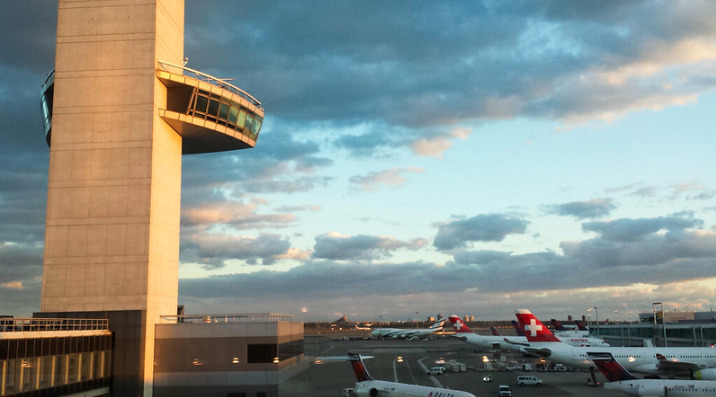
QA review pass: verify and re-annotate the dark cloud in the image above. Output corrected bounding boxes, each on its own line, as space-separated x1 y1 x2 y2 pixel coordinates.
312 233 427 261
181 233 291 268
179 229 716 300
582 213 702 242
433 214 529 250
184 0 716 138
545 198 616 219
181 130 333 202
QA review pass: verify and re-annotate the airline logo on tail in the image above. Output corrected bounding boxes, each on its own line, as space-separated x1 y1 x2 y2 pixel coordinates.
347 353 373 382
514 309 561 342
588 352 637 382
448 315 472 333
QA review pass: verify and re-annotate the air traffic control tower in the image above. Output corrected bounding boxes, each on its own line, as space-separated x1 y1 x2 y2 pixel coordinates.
38 1 263 395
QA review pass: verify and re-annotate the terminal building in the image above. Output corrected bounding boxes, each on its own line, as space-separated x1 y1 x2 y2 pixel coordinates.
1 1 306 396
594 311 716 347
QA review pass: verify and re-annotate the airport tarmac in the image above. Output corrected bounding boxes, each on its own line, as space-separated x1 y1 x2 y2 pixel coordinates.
302 335 626 396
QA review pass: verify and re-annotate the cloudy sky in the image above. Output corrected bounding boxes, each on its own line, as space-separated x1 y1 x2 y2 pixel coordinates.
1 1 715 323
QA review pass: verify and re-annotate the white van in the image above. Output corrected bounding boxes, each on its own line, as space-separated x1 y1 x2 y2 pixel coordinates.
516 375 543 386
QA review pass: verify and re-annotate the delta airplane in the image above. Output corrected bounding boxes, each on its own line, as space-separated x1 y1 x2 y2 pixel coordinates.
370 319 445 339
319 353 476 397
552 318 590 337
513 309 716 376
448 314 609 351
589 352 716 397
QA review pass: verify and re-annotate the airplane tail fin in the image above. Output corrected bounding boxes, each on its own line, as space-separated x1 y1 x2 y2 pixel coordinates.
347 353 373 382
448 314 472 333
490 326 500 336
551 319 565 331
588 352 637 382
575 321 589 331
514 309 561 342
431 319 446 330
511 320 526 336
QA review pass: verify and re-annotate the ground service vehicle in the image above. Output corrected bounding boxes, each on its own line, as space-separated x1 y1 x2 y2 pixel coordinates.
516 375 543 386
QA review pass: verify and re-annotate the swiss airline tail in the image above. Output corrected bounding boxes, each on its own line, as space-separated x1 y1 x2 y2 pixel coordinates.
514 309 561 342
448 315 473 333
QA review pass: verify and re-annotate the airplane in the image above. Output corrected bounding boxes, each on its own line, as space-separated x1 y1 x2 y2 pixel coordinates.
448 314 525 351
513 309 716 376
448 314 609 351
318 352 476 397
589 351 716 396
694 368 716 380
370 319 445 339
552 318 589 337
511 320 526 336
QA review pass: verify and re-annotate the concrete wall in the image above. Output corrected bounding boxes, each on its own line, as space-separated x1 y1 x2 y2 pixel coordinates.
42 1 185 395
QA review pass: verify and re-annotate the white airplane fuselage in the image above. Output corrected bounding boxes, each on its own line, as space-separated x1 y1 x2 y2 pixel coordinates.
355 380 475 397
522 342 716 375
605 379 716 397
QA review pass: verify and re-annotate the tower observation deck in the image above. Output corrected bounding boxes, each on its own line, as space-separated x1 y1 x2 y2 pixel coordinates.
41 62 264 154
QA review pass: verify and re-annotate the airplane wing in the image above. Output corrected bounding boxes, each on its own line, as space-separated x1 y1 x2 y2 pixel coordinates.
656 354 702 372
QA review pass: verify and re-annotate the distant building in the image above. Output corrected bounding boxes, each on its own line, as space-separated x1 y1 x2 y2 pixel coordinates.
598 311 716 347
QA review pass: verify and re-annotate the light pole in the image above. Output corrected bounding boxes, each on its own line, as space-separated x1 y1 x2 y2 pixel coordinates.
652 302 667 347
593 307 599 336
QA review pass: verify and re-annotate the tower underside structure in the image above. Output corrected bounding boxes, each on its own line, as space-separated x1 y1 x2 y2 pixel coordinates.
39 1 263 395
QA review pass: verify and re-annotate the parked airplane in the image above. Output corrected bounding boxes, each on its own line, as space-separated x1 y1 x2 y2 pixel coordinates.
370 319 445 339
552 318 589 337
511 320 526 336
589 352 716 396
448 315 524 351
513 309 716 376
319 353 476 397
448 314 609 351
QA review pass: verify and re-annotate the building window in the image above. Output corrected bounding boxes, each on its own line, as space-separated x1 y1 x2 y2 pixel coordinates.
247 344 277 364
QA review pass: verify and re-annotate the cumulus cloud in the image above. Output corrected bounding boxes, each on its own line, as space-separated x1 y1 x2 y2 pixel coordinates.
582 213 703 242
349 167 424 191
181 200 295 230
545 198 617 219
410 127 473 159
433 214 529 250
182 233 292 268
312 231 427 261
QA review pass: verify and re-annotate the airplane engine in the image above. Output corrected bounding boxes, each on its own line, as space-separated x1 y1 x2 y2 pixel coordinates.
693 367 716 380
354 388 380 397
537 348 552 357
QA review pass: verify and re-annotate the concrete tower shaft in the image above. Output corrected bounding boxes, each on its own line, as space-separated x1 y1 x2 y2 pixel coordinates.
40 1 263 395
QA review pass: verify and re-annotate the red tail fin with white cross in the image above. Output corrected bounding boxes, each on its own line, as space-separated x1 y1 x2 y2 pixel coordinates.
448 314 473 333
514 309 561 342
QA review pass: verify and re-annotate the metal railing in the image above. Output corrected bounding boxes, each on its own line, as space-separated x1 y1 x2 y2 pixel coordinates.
157 60 262 109
160 313 294 324
0 318 109 333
